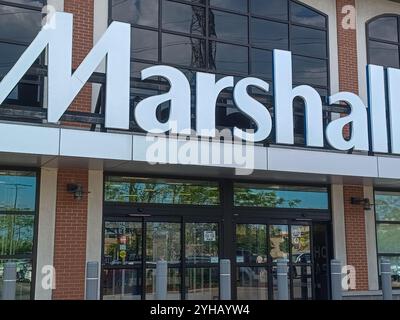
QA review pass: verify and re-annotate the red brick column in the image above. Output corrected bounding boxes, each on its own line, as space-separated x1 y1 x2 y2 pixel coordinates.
63 0 94 127
52 0 94 299
53 170 89 299
336 0 369 290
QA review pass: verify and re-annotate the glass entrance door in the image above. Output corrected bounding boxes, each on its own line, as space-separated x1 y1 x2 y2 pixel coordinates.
235 222 314 300
102 217 220 300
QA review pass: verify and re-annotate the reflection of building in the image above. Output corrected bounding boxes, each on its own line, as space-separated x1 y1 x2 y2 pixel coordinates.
2 0 400 301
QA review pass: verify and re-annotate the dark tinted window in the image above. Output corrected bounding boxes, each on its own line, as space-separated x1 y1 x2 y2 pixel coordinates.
111 0 329 144
111 0 159 27
368 16 398 42
209 10 248 43
290 1 325 28
210 42 248 74
251 48 273 79
293 55 328 87
163 1 205 35
369 41 399 68
163 33 206 68
251 0 288 20
211 0 247 13
367 16 400 70
131 28 159 61
251 18 288 50
291 25 327 59
0 1 43 108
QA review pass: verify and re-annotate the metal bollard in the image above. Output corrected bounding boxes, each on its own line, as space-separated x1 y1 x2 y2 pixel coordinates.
380 259 393 301
277 259 289 300
220 259 231 300
2 263 16 300
156 261 168 300
330 260 342 300
86 262 99 300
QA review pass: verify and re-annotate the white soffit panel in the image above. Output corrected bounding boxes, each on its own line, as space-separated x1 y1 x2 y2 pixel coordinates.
60 129 132 160
0 123 59 155
377 156 400 179
268 147 379 178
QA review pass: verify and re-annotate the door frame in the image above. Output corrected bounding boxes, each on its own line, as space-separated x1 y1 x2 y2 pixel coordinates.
101 213 224 300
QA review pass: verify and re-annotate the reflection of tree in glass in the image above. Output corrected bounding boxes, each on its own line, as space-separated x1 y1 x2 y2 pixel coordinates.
235 187 303 208
0 215 33 256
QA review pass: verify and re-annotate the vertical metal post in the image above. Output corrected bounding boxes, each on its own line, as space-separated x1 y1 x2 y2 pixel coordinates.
381 259 393 301
331 260 342 300
2 263 16 300
86 262 99 300
277 259 289 300
220 259 231 300
156 261 168 300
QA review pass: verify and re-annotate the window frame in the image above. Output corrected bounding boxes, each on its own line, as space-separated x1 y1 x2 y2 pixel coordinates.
0 166 40 300
0 0 46 108
373 189 400 290
109 0 331 146
366 14 400 69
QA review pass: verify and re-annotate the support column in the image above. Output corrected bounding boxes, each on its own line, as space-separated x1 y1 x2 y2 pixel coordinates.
336 0 369 291
53 169 89 299
35 168 58 300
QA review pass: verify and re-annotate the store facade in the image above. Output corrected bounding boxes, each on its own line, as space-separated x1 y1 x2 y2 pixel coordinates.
0 0 400 300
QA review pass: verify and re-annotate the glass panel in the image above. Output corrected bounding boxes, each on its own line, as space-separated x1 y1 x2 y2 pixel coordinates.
185 223 219 264
368 41 400 68
102 269 142 300
211 0 247 13
236 224 267 264
162 1 205 35
291 226 311 264
251 0 288 20
234 184 329 209
5 81 40 107
111 0 159 27
6 0 44 7
131 28 159 61
237 267 268 300
0 171 36 212
0 4 42 43
146 268 181 300
377 224 400 254
146 223 181 263
209 10 248 43
292 55 328 87
162 33 206 68
0 259 32 300
104 222 142 266
185 268 219 300
0 215 34 256
210 42 248 74
291 25 327 59
251 18 288 50
292 265 312 300
269 225 289 262
375 192 400 221
290 2 325 29
131 61 154 79
0 43 27 78
368 17 398 42
105 177 220 205
381 256 400 289
251 48 273 79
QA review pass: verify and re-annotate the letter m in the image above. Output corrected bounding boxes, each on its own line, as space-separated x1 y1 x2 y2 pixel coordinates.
0 12 131 129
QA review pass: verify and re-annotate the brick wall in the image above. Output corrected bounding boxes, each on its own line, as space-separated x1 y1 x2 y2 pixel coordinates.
63 0 94 127
53 169 89 300
52 0 94 300
336 0 369 291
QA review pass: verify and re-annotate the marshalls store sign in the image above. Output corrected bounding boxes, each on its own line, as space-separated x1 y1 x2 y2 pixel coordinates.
1 12 400 157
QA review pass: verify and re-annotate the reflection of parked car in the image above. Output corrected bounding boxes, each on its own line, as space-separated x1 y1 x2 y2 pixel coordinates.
295 253 311 264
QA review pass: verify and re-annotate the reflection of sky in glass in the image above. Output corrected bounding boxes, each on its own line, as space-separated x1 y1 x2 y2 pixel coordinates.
235 186 329 209
0 175 36 211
